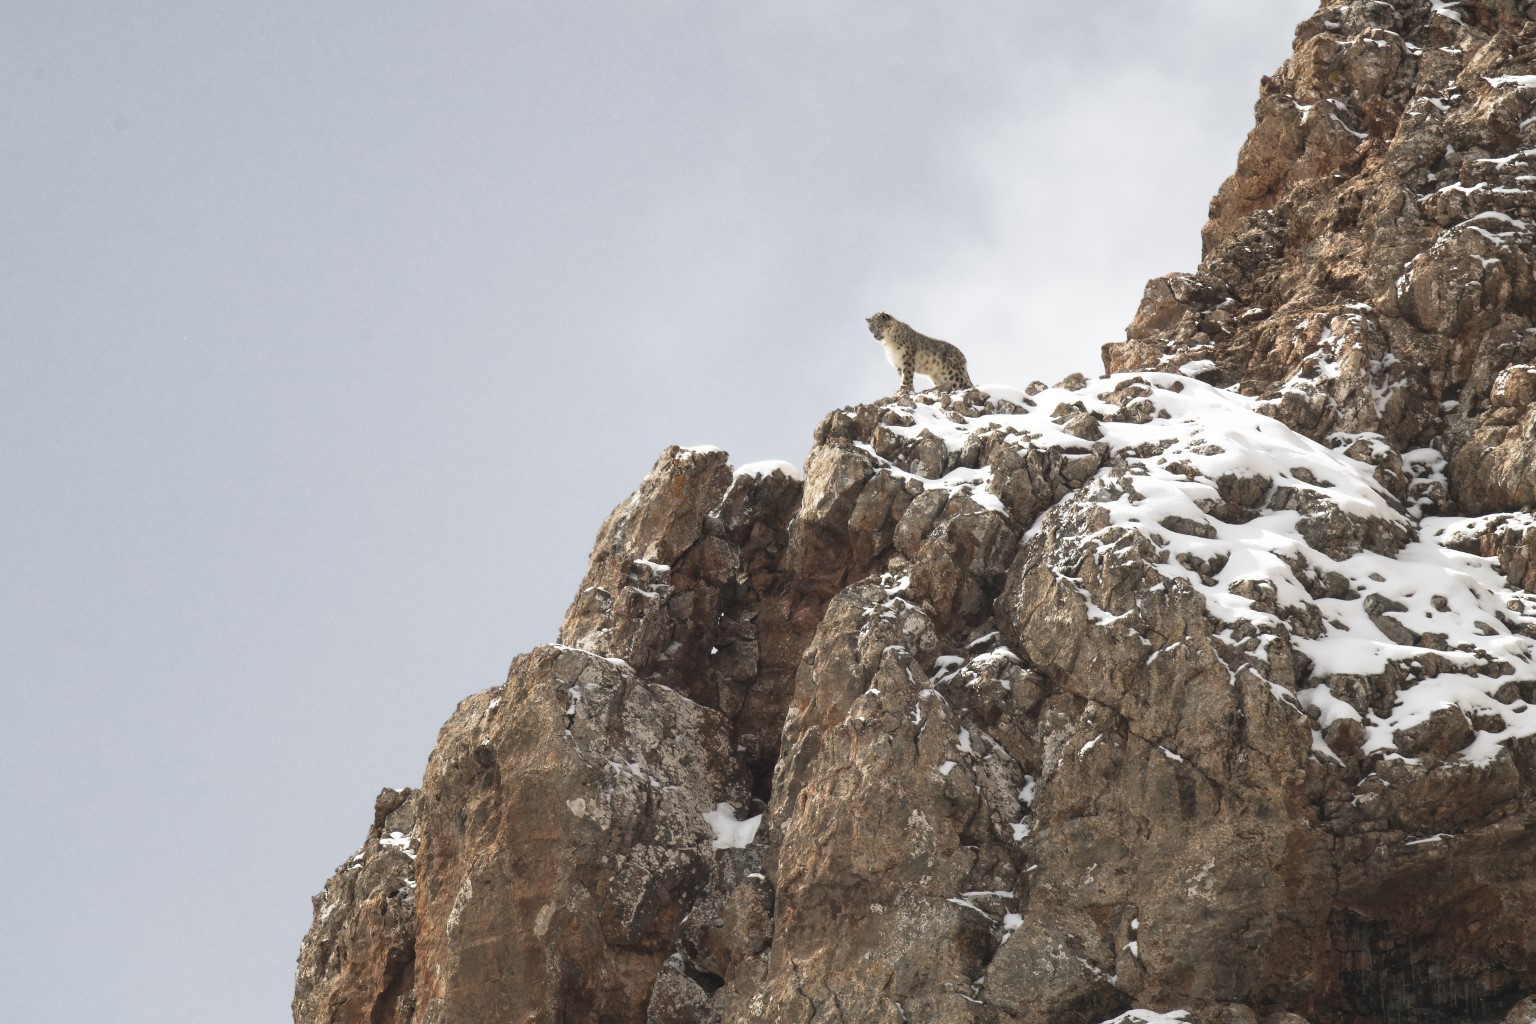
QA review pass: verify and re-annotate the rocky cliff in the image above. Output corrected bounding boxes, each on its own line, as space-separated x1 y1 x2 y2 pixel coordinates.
294 3 1536 1023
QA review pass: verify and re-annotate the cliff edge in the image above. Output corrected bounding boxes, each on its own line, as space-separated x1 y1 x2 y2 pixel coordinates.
295 3 1536 1022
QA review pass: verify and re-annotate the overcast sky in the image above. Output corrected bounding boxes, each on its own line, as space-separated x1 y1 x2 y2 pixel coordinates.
2 2 1313 1021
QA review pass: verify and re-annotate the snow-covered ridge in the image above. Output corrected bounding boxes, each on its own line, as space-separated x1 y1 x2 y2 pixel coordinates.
733 459 804 482
874 373 1536 766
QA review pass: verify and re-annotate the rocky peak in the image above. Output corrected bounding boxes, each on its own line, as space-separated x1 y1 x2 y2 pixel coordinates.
1108 0 1536 517
296 4 1536 1024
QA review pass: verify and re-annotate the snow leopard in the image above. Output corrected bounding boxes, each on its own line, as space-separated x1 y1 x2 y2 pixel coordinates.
866 312 974 394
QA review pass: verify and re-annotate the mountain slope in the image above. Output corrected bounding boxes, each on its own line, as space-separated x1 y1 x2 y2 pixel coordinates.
295 3 1536 1022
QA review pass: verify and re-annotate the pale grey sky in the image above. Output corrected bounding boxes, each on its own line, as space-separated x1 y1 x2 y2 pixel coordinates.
2 2 1312 1020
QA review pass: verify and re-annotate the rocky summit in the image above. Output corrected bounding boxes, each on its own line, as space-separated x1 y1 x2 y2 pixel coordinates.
294 3 1536 1023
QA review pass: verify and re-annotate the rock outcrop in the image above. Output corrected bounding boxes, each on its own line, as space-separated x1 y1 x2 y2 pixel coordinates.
1105 0 1536 522
296 3 1536 1023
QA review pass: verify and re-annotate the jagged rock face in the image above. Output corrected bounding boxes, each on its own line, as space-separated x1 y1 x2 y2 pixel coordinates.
1105 0 1536 517
556 447 821 787
294 787 418 1024
297 3 1536 1024
297 378 1536 1024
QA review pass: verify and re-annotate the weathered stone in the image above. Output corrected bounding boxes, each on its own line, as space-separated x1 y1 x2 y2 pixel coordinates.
735 578 1021 1023
1505 994 1536 1024
1324 716 1367 758
1491 364 1536 409
645 961 709 1024
1393 703 1477 759
368 646 752 1024
293 788 419 1024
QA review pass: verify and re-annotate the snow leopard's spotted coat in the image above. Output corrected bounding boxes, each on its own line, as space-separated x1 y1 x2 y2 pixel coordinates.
866 312 974 394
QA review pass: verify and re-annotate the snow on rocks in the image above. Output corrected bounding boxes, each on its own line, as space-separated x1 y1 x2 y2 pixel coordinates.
873 373 1536 768
732 458 804 481
702 802 763 849
1095 1012 1193 1024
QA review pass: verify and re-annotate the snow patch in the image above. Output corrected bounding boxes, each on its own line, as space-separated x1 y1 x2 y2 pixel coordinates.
734 459 803 481
1095 1010 1192 1024
702 803 763 850
379 831 416 859
1429 0 1466 25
